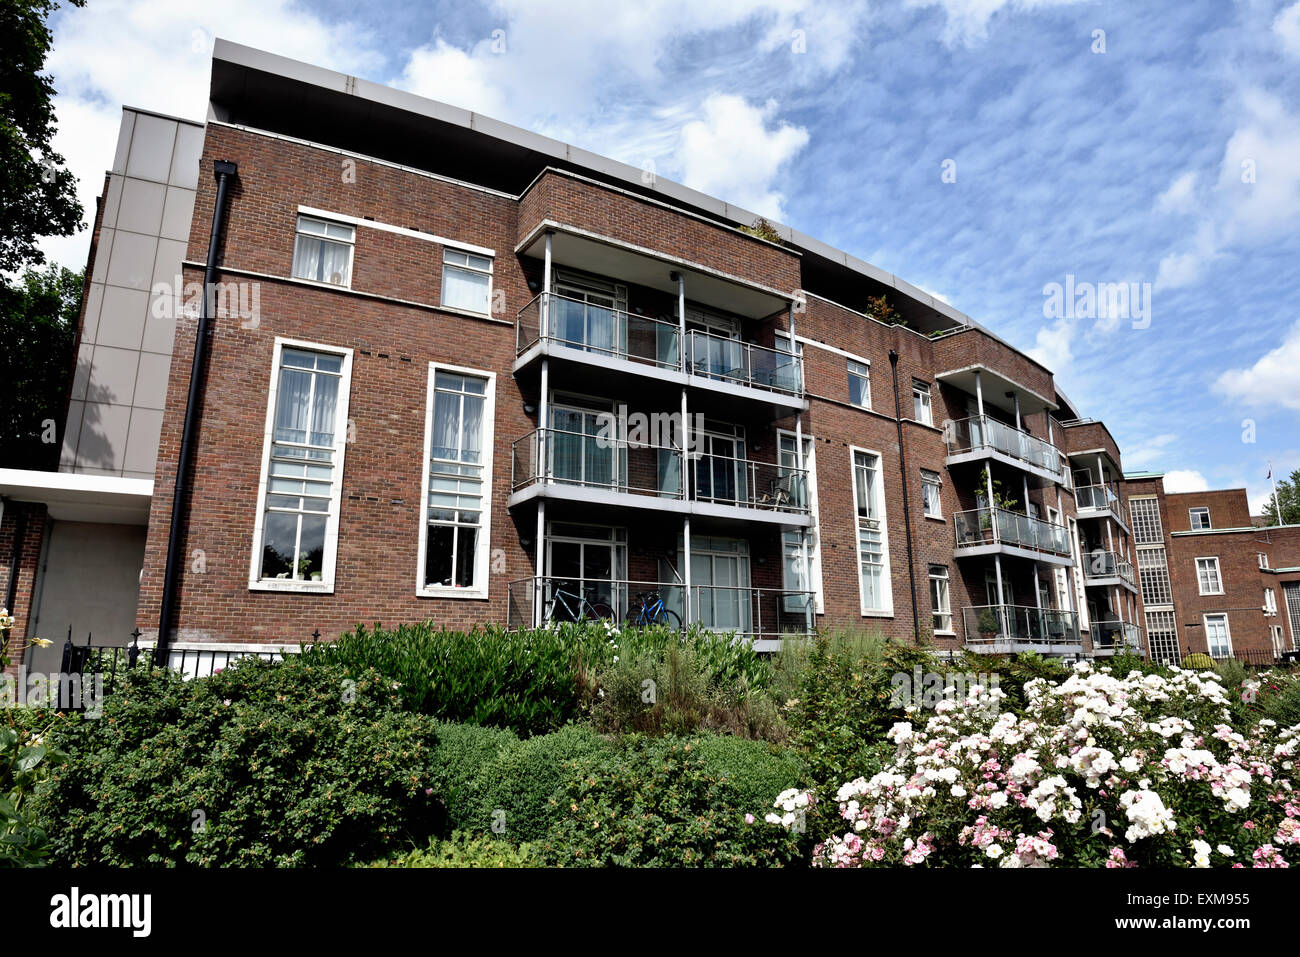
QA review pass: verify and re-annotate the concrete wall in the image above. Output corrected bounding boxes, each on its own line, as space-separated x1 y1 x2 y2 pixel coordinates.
62 108 204 480
25 521 147 675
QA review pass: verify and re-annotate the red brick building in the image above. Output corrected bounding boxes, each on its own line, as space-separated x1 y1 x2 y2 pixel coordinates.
1123 474 1300 664
2 41 1287 674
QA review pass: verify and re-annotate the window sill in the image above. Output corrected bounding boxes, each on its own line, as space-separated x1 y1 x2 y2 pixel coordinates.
924 514 946 523
291 275 353 292
860 609 895 619
437 304 495 322
418 586 490 601
250 579 335 594
933 630 957 637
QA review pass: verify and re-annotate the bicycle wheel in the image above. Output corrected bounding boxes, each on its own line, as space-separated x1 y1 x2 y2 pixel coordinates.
624 609 647 627
650 607 682 629
588 603 617 624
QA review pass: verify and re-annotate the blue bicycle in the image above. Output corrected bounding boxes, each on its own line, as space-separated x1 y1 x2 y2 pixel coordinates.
624 590 682 629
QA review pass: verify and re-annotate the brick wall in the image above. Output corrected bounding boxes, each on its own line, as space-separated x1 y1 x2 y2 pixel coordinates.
1 503 48 675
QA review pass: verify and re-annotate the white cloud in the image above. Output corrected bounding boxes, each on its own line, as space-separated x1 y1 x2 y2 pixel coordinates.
1162 469 1210 493
1121 432 1178 470
41 0 384 270
903 0 1090 47
1156 89 1300 288
677 95 809 220
1027 319 1073 372
398 37 507 117
1155 170 1198 213
1275 2 1300 58
1213 317 1300 410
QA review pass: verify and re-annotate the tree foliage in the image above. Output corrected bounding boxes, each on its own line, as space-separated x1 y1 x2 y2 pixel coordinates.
0 0 87 276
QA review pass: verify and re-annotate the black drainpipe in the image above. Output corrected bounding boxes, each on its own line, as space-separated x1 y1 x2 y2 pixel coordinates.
888 350 922 644
156 160 237 664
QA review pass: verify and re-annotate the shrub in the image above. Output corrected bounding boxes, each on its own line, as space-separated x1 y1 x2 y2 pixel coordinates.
538 735 802 867
791 661 1300 868
1 707 68 867
425 722 519 835
1182 653 1217 671
34 657 440 867
466 724 611 843
591 641 784 740
304 621 617 736
369 831 538 868
784 631 936 795
687 735 804 818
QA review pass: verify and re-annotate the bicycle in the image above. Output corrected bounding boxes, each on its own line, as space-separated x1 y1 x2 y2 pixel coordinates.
624 589 682 629
544 585 616 625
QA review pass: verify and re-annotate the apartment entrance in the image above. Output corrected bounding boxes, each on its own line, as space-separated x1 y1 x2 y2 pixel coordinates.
545 523 627 621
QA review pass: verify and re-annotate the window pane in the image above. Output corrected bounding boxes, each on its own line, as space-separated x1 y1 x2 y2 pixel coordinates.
260 512 298 579
443 264 490 312
455 527 479 587
298 515 327 579
425 525 454 587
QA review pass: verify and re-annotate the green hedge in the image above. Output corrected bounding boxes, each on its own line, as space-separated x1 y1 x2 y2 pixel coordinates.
32 658 440 867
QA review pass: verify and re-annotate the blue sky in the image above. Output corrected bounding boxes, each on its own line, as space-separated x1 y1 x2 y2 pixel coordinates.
42 0 1300 512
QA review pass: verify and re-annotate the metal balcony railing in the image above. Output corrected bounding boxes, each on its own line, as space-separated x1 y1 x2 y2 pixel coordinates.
515 293 805 397
515 292 681 370
505 575 815 641
962 604 1080 646
944 414 1064 479
510 427 809 515
1081 549 1136 588
1090 620 1142 650
1075 483 1123 518
953 506 1073 558
685 330 803 396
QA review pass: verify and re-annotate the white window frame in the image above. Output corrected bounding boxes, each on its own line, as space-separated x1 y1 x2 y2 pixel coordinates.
1259 552 1270 569
778 428 823 614
1203 612 1232 658
921 469 943 519
1195 556 1223 596
291 215 355 288
848 359 871 409
1188 506 1211 530
912 380 932 426
248 338 354 593
1265 587 1278 616
929 564 953 635
851 445 894 617
440 245 495 316
417 362 496 599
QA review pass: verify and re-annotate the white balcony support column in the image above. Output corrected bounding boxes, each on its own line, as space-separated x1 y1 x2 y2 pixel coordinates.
1033 562 1043 610
794 408 813 631
539 357 550 486
993 553 1006 634
974 370 985 417
1105 519 1115 552
675 270 687 373
1012 392 1022 431
683 515 693 628
533 499 546 628
542 231 553 335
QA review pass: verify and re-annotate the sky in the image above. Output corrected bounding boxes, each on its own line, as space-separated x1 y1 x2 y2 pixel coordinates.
39 0 1300 514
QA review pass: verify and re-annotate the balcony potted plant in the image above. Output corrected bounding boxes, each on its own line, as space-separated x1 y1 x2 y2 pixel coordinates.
977 608 1000 641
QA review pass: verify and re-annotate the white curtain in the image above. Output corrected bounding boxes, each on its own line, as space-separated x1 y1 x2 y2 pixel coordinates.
292 235 320 282
461 394 483 463
310 375 338 446
275 368 312 443
433 392 459 461
443 265 488 312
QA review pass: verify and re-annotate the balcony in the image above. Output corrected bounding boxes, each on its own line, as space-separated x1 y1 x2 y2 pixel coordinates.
1090 620 1143 656
944 414 1066 484
505 575 815 651
1081 550 1138 592
961 604 1082 654
953 506 1074 565
508 426 811 526
1075 483 1129 530
514 293 806 412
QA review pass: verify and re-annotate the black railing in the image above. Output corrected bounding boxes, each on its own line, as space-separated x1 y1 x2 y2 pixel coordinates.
54 628 306 711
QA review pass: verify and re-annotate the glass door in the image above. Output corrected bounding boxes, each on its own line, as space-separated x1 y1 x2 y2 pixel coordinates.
693 424 747 506
553 274 627 357
547 524 626 620
549 402 623 489
685 538 751 635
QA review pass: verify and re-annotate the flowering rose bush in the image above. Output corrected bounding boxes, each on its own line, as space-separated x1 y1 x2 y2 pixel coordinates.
781 663 1299 868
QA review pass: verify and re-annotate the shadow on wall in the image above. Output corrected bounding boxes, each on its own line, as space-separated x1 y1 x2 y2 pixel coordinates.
72 355 121 472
